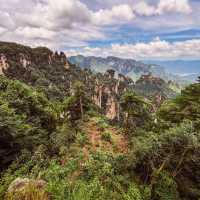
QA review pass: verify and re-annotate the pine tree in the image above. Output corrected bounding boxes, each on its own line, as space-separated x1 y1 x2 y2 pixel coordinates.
120 91 150 132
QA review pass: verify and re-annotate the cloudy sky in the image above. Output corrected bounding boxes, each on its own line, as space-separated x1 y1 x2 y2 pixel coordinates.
0 0 200 60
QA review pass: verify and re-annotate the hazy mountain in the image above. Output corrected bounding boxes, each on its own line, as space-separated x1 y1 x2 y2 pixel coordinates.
143 60 200 82
69 55 189 86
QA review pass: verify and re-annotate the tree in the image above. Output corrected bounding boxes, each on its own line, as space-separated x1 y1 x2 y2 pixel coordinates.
0 77 58 169
158 83 200 124
197 76 200 83
64 81 87 124
120 91 150 132
73 81 85 119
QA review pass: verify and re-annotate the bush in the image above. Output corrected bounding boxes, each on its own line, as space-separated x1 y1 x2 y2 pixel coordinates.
152 171 180 200
76 132 89 146
123 183 143 200
95 117 109 132
101 132 112 143
50 123 76 154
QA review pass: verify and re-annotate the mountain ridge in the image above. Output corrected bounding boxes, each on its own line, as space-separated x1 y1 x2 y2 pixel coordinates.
69 55 189 86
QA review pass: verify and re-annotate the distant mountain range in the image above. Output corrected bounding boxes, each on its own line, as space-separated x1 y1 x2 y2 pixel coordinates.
143 60 200 82
69 55 193 85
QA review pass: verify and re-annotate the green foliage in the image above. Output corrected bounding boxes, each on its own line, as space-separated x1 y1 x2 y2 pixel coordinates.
101 132 112 143
127 120 200 200
70 179 106 200
50 124 76 155
120 91 151 132
95 117 109 131
130 121 199 168
0 76 57 169
2 42 200 200
82 152 115 180
152 171 180 200
123 183 143 200
63 81 91 123
76 131 89 147
158 83 200 124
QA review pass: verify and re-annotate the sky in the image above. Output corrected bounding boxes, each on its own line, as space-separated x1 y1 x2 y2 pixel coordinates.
0 0 200 60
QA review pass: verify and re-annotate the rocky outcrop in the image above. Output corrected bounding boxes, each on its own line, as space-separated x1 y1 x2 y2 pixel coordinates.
93 83 103 108
92 70 129 120
0 54 9 75
0 42 69 72
105 95 118 120
19 53 31 68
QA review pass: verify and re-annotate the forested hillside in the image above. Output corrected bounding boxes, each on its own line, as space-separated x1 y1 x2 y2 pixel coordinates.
0 42 200 200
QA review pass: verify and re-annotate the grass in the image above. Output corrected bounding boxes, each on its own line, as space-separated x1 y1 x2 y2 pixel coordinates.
5 183 49 200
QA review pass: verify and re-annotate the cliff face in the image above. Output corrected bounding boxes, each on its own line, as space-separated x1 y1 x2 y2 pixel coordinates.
0 42 70 69
0 54 9 75
92 72 129 120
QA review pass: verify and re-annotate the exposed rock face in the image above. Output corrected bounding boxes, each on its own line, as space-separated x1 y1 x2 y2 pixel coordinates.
92 70 129 120
93 83 103 108
0 54 9 75
106 95 118 120
19 53 31 68
0 42 69 71
48 51 70 66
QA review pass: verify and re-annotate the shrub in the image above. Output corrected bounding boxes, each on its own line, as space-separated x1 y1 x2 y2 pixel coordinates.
50 123 76 154
101 132 112 143
76 132 89 146
123 183 143 200
152 171 180 200
95 117 109 131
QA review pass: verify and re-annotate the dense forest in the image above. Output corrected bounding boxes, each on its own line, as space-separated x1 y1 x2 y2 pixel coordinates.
0 42 200 200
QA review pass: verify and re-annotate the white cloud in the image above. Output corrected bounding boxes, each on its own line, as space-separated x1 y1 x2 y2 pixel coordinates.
157 0 192 15
132 1 156 16
0 0 107 48
93 4 135 25
132 0 192 17
0 0 196 53
0 11 15 29
15 27 56 40
66 38 200 60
